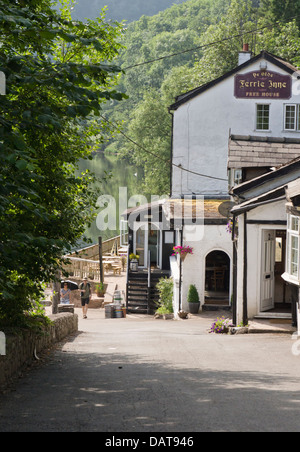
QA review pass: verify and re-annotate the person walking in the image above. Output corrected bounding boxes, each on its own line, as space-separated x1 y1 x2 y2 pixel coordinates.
79 277 92 319
60 283 71 305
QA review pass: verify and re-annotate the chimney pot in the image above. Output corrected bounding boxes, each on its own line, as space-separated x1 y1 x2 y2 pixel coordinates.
238 44 252 66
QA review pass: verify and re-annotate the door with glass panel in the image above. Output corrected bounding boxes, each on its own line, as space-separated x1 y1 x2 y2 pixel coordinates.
135 225 147 268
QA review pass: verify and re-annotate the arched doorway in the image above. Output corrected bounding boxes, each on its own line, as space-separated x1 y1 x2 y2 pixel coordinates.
205 250 230 306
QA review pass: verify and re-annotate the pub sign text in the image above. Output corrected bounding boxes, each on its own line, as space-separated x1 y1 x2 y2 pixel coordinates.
234 70 291 99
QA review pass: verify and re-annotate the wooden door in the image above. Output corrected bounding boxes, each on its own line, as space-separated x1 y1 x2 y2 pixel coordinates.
261 230 275 312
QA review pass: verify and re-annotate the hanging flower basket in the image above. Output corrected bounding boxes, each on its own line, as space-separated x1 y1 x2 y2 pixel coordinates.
172 245 193 261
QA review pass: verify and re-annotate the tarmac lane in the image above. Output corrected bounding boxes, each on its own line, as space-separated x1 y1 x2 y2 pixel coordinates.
1 309 300 432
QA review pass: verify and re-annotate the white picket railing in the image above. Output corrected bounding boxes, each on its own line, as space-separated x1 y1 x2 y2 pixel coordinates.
63 257 101 281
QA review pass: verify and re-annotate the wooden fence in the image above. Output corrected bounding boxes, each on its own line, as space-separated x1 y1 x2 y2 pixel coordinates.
63 235 128 281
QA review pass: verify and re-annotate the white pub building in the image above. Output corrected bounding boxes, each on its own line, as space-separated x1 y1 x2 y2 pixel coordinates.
169 46 300 324
125 47 300 327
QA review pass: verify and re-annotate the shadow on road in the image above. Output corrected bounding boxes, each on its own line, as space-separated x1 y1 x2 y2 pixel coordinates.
0 346 299 432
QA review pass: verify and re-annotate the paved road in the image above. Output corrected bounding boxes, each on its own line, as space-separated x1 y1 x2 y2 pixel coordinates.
0 309 300 432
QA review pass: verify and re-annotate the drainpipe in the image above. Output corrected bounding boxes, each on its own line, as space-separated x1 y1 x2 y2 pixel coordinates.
243 212 248 326
232 214 237 326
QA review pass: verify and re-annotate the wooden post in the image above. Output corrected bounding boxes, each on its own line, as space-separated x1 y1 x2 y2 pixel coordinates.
52 270 61 314
147 250 151 315
243 212 248 326
98 236 104 284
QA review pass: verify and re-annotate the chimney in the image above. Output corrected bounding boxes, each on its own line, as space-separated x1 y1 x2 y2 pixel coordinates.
238 43 252 66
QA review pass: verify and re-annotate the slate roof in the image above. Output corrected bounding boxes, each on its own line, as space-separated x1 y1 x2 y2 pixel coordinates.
231 177 300 215
231 185 287 215
228 135 300 169
285 177 300 203
231 155 300 198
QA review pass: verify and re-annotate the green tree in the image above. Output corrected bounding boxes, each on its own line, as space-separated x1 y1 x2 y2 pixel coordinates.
261 0 300 29
121 89 172 195
0 0 126 325
190 0 300 85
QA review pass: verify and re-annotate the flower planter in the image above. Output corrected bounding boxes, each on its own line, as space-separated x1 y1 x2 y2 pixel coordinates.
172 245 193 261
188 302 200 314
130 259 139 272
96 283 108 298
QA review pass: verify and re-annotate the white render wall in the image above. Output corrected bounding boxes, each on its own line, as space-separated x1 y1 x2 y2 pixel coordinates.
180 223 232 311
172 58 300 197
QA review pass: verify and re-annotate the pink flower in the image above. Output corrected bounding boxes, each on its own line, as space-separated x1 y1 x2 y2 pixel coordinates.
172 245 193 256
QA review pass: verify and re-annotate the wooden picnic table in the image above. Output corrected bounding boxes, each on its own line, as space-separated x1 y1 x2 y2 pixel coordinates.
103 259 122 275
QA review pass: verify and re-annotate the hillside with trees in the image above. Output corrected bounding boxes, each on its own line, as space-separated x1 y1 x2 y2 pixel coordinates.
102 0 300 195
68 0 188 22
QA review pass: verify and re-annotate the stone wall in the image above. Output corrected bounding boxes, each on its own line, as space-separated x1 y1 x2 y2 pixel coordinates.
0 313 78 389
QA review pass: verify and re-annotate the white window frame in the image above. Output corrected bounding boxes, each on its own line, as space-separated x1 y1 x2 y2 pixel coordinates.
228 168 242 190
286 214 300 281
256 104 270 131
284 104 300 131
120 219 128 247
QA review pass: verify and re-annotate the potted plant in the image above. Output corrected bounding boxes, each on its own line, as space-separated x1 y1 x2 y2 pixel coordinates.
95 282 106 297
187 284 200 314
129 253 139 272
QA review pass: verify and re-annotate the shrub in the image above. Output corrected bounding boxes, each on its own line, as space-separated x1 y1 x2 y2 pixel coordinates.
187 284 199 303
156 277 173 314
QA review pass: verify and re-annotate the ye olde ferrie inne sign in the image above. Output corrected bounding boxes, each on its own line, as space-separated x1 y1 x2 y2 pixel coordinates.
235 70 292 99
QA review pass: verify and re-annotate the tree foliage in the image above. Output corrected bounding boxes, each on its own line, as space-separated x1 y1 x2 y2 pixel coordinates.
261 0 300 29
0 0 126 325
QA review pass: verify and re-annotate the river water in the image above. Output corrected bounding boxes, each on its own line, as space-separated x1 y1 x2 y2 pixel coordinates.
77 153 137 245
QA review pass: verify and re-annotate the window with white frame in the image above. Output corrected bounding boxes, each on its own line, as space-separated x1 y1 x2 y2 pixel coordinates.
286 214 300 280
284 104 300 131
228 168 242 189
256 104 270 131
120 219 128 247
